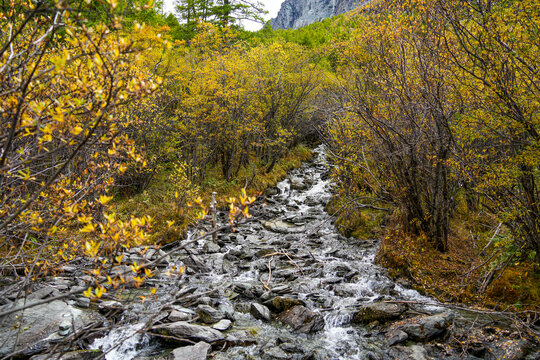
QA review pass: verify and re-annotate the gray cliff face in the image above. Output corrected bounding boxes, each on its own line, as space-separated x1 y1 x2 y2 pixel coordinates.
272 0 369 29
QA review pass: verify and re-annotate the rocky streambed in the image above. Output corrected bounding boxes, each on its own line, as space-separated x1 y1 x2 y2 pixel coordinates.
1 147 539 360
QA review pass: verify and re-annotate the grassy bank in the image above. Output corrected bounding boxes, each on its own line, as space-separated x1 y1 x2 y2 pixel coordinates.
113 145 313 244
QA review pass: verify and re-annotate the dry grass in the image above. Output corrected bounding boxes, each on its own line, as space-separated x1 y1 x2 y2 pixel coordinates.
376 223 540 312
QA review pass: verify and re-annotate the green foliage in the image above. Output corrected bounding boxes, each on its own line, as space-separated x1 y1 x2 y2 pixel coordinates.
173 0 267 39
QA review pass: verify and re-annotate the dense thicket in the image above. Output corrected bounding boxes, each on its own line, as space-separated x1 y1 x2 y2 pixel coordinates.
326 0 539 265
129 25 320 187
0 0 165 279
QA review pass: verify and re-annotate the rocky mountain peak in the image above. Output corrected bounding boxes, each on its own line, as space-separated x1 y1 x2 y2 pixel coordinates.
272 0 370 29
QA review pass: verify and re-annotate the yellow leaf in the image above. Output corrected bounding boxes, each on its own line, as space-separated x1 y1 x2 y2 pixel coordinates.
81 223 95 233
83 287 93 298
98 195 113 205
72 126 83 135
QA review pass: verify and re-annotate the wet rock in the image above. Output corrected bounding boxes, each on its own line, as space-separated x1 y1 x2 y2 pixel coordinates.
169 341 211 360
203 242 221 254
205 254 225 273
224 328 258 344
271 268 298 280
289 177 308 190
323 277 342 284
196 305 224 324
262 346 289 359
250 303 272 321
265 296 306 312
212 319 232 331
277 305 324 334
352 302 406 325
279 342 304 353
386 328 408 346
264 187 280 196
197 296 212 305
224 253 238 261
256 248 277 257
234 283 263 298
217 303 235 320
372 281 395 295
394 312 454 341
486 339 533 360
169 309 193 322
321 170 330 180
0 300 105 357
30 350 104 360
76 297 91 308
153 322 224 343
262 220 305 234
385 345 429 360
270 285 293 295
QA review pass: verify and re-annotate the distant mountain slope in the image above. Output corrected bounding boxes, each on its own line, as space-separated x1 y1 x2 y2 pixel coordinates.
272 0 371 29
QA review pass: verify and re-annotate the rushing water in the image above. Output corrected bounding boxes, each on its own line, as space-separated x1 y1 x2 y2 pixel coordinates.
93 146 441 360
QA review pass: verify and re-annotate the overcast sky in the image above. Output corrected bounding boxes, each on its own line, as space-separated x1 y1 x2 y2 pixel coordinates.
161 0 285 31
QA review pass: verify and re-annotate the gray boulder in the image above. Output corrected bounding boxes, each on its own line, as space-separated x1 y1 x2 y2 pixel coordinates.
217 303 235 320
289 177 308 190
265 296 305 312
250 303 271 321
30 350 103 360
203 242 221 254
386 328 409 346
277 305 324 333
385 345 429 360
262 220 305 234
394 312 454 341
262 346 289 359
0 300 105 357
169 308 194 322
486 339 534 360
212 319 232 331
352 302 406 325
169 341 211 360
196 305 224 324
153 322 224 343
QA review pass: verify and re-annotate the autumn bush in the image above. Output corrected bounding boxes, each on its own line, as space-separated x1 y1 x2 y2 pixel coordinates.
324 0 539 306
124 23 322 190
0 0 171 299
112 23 323 240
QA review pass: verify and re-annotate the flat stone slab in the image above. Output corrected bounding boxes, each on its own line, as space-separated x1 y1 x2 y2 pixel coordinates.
352 302 406 325
153 322 224 343
262 220 306 234
169 341 211 360
0 300 105 357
